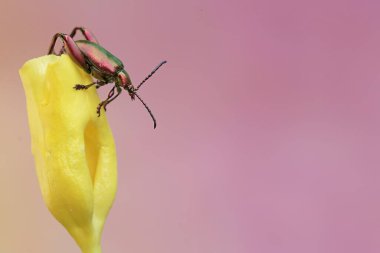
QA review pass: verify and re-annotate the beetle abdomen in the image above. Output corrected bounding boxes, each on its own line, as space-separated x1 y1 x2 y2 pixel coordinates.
76 40 124 76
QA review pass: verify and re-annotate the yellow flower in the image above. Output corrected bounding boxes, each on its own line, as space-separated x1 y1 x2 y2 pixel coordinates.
19 54 117 253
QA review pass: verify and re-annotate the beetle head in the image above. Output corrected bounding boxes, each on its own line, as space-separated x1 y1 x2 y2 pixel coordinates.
117 70 135 99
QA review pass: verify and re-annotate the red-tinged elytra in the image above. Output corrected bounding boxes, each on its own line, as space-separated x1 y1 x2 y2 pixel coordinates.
48 27 167 129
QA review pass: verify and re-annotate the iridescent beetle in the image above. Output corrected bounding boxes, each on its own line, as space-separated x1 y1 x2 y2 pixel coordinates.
48 27 166 128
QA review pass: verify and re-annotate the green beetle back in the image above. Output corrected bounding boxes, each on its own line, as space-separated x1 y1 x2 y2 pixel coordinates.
76 40 124 75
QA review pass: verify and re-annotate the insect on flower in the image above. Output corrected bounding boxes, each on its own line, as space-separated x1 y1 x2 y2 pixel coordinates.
48 27 166 128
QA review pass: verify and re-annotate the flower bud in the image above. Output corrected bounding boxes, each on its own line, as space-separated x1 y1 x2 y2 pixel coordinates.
19 54 118 253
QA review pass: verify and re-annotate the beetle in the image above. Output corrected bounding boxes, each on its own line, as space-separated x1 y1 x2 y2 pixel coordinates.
48 27 166 128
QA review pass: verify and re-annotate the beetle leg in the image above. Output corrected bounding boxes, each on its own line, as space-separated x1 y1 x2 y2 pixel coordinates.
57 27 100 54
69 27 99 43
107 86 116 99
97 86 115 116
95 81 108 89
48 33 90 73
104 86 122 111
48 33 61 55
96 86 122 116
73 80 106 90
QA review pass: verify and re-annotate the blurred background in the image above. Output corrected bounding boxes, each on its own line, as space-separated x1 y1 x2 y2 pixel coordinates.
1 0 380 252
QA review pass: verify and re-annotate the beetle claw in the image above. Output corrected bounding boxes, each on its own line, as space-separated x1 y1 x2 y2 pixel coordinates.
97 101 107 117
96 104 102 116
74 84 87 90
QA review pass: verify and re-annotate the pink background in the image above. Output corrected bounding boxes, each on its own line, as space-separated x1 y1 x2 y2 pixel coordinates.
1 0 380 252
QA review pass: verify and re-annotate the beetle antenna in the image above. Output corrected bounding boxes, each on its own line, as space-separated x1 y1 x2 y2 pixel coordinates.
134 93 157 129
136 61 167 90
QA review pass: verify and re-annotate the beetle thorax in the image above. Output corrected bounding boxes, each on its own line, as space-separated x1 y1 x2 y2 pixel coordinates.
116 70 131 88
